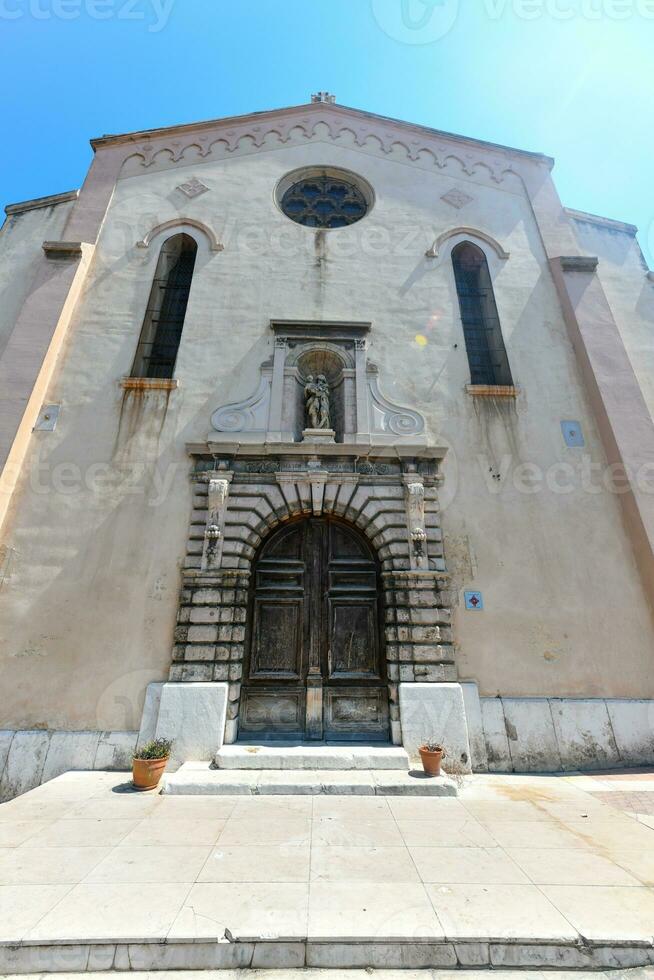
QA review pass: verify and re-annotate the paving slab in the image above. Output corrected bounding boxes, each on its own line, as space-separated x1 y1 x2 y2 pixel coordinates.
0 770 653 971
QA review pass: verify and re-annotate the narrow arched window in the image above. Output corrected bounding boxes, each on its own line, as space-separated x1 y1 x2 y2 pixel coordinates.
452 242 512 386
131 233 198 378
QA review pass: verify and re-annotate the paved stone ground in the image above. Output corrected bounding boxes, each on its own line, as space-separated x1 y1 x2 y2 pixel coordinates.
2 971 652 979
1 769 654 971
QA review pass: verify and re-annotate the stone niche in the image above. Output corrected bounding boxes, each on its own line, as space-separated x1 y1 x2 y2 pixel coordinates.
171 319 460 749
207 320 427 449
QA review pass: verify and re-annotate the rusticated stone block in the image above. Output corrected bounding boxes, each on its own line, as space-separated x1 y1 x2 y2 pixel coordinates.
397 645 415 662
189 608 220 624
184 644 215 662
177 607 191 624
409 608 449 626
411 644 454 663
410 625 446 643
188 625 219 643
174 626 189 643
387 663 399 681
192 589 222 605
214 646 231 662
385 589 408 605
413 663 457 682
169 664 214 683
229 663 243 681
213 664 229 681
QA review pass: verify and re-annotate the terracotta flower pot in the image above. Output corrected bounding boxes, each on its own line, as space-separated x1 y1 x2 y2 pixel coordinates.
132 756 169 791
419 746 443 776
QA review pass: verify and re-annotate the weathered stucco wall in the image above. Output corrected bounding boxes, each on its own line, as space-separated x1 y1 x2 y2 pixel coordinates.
0 198 75 360
1 122 653 733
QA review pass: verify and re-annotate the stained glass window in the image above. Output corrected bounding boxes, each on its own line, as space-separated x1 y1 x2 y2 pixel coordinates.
280 173 369 228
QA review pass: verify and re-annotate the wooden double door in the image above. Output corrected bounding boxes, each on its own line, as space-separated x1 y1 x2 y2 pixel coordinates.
239 517 390 741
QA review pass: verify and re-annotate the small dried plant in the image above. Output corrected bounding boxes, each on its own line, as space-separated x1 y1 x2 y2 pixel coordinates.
421 740 444 753
133 738 172 761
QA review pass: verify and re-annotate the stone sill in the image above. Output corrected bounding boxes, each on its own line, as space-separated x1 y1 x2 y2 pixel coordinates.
121 377 179 391
466 384 520 399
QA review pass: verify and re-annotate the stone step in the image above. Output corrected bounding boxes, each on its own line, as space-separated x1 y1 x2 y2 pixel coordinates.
215 743 410 771
162 762 457 796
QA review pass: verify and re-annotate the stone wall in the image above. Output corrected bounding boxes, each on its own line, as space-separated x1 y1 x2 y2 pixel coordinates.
0 730 137 802
476 696 654 772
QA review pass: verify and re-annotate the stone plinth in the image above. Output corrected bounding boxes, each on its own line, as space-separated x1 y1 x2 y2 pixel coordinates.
301 427 336 444
400 682 472 773
154 682 228 767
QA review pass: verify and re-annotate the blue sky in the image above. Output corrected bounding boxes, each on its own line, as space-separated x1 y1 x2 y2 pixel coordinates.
1 0 652 263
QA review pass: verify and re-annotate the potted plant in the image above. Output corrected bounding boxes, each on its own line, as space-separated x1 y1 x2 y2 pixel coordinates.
132 738 172 791
419 740 444 776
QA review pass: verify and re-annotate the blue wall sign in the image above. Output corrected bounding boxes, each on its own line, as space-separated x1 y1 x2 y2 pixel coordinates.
561 420 585 448
464 591 484 611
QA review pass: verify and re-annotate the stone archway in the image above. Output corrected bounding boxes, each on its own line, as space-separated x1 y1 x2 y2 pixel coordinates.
239 515 389 742
170 454 456 749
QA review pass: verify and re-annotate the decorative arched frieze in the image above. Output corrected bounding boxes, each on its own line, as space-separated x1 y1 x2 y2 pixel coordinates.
136 218 224 253
115 107 539 191
425 227 510 260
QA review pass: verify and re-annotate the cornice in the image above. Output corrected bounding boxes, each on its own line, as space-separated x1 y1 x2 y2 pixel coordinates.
92 102 554 170
5 190 78 216
565 207 637 236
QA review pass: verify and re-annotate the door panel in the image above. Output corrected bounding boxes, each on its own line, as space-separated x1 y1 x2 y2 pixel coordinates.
240 689 305 733
328 600 378 677
240 517 389 741
324 687 390 738
251 598 303 678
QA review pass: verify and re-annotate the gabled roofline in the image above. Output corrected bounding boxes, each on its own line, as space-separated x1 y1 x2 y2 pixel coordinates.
90 102 554 168
5 189 78 216
565 207 637 236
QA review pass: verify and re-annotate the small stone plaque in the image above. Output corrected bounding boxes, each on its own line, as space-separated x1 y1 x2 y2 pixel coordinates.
441 188 474 210
464 591 484 611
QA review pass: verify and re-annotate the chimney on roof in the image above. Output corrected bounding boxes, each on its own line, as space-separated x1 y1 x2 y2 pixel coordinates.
311 92 335 104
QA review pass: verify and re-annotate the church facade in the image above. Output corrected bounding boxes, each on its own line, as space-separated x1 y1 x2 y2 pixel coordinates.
1 95 653 796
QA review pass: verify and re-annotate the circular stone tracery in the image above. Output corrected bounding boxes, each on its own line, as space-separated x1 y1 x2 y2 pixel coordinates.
277 167 372 229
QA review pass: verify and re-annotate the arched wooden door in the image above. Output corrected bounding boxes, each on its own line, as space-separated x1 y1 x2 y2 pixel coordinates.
239 516 390 742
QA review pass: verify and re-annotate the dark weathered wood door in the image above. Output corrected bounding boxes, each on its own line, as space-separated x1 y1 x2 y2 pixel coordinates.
239 517 389 741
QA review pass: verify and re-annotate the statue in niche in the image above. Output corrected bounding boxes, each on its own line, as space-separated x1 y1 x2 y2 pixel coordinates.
304 374 331 430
